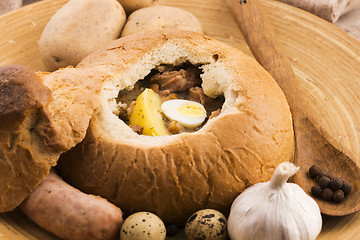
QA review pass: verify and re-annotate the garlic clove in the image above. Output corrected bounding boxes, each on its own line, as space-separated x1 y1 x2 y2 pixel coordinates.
228 162 322 240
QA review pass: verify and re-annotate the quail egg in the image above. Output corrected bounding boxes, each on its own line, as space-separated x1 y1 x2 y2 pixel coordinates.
185 209 228 240
161 99 207 129
120 212 166 240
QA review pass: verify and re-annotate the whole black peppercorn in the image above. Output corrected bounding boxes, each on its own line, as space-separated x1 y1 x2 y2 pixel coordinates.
333 190 345 203
329 177 343 190
321 188 334 201
309 165 322 179
311 185 322 198
319 176 331 188
342 182 352 195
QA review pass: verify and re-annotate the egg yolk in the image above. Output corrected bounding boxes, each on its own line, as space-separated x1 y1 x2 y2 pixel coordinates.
178 104 206 118
161 99 207 129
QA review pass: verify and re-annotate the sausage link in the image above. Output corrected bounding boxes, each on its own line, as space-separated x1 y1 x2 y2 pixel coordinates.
20 172 123 240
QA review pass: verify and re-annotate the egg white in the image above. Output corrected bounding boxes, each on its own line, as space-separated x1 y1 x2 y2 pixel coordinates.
161 99 207 129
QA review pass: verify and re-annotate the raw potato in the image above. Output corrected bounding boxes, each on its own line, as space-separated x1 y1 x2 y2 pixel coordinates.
117 0 159 14
39 0 126 71
121 6 203 37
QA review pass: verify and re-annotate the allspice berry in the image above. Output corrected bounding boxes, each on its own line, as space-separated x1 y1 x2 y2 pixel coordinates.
315 172 326 182
308 165 352 203
329 177 343 190
321 188 334 201
309 165 322 179
342 182 352 195
333 190 345 203
311 185 322 198
319 176 330 188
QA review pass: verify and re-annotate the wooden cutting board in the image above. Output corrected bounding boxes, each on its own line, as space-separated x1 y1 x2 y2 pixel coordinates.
0 0 360 239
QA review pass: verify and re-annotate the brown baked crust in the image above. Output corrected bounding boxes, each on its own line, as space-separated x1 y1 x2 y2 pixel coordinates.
0 65 51 132
37 68 103 151
0 65 104 212
57 30 295 224
0 65 54 212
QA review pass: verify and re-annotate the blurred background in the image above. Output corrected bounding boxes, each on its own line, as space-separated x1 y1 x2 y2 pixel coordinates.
0 0 359 40
0 0 40 15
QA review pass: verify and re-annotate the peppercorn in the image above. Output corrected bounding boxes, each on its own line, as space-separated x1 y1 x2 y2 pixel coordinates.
321 188 333 201
333 190 345 202
329 177 343 190
319 176 330 188
342 182 352 195
309 165 322 179
311 185 322 198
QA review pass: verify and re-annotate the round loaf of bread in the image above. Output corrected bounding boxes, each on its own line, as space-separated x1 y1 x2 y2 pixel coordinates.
0 64 104 212
0 65 53 212
57 30 295 224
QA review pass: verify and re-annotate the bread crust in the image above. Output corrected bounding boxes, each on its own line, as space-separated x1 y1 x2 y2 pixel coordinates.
0 65 53 212
55 30 295 224
0 65 103 212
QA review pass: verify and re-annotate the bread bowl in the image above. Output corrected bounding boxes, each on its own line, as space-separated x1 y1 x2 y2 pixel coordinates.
57 29 295 224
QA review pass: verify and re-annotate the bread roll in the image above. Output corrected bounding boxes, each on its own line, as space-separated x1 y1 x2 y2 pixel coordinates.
55 30 295 225
121 6 203 37
0 65 103 212
39 0 127 71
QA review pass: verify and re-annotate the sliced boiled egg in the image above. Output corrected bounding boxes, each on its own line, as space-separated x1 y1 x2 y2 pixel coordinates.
161 99 207 129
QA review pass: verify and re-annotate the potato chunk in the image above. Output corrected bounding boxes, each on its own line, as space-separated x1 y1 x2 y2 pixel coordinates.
129 88 169 136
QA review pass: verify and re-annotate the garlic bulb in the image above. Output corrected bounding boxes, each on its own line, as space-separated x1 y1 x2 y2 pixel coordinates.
227 162 322 240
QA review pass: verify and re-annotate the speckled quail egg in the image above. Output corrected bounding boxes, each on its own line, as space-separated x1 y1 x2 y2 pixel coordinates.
161 99 207 128
185 209 228 240
120 212 166 240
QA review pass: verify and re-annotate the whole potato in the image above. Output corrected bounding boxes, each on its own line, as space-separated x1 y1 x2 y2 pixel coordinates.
39 0 126 71
117 0 159 14
121 6 203 37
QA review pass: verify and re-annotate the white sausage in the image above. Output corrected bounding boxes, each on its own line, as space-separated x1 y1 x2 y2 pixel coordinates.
20 172 123 240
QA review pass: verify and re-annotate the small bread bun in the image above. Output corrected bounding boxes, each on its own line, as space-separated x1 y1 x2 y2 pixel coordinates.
121 6 203 37
0 65 101 212
57 30 295 224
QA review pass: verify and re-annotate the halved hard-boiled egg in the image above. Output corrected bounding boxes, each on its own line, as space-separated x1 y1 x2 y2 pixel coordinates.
161 99 207 129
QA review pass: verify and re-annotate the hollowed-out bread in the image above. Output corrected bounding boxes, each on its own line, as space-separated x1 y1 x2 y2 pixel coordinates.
57 30 295 224
0 65 102 212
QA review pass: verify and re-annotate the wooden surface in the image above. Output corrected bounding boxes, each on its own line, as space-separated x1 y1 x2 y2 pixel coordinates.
226 0 360 217
1 0 360 239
